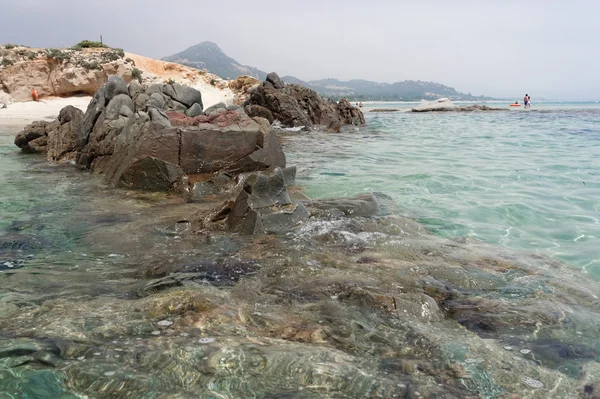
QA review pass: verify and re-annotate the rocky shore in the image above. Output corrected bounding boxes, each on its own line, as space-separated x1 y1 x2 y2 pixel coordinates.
3 75 599 398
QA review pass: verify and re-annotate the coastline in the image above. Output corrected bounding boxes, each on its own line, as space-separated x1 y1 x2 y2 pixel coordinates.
0 96 91 127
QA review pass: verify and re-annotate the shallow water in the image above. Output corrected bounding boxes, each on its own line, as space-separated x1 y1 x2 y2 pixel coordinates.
2 105 600 398
285 104 600 276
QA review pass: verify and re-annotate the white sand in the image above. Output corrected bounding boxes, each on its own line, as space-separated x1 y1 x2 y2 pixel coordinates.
191 80 235 109
0 96 92 127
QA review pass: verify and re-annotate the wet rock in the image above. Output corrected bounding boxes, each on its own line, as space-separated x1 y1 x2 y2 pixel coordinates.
304 193 381 218
119 157 185 191
14 120 59 154
212 168 309 234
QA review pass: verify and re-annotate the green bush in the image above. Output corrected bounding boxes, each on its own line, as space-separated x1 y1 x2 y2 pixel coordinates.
81 60 101 70
210 79 216 86
132 67 143 83
4 44 16 50
27 51 37 60
45 48 70 61
101 49 124 62
1 58 14 67
167 78 175 85
125 57 135 66
71 40 108 50
16 49 28 57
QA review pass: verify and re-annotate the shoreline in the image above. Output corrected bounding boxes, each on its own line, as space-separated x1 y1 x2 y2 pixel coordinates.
0 96 91 127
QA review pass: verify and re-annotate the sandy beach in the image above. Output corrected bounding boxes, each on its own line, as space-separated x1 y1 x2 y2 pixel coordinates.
0 96 92 127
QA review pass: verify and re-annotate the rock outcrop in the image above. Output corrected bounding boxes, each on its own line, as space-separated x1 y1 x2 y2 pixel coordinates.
244 72 365 131
208 167 309 235
15 76 286 192
412 98 503 112
0 46 135 101
228 75 260 105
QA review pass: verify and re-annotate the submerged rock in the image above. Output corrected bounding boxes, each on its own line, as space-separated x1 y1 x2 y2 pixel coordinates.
412 98 504 112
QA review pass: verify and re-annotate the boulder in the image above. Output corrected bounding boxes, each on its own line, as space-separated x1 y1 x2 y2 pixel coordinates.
244 73 365 130
214 168 309 234
411 98 459 112
104 75 129 102
185 102 203 117
14 120 60 154
47 105 84 161
163 83 203 109
105 94 134 120
148 107 172 128
245 104 274 124
266 72 285 89
119 157 185 192
179 126 261 174
77 87 107 150
203 102 226 115
411 99 503 112
147 92 166 110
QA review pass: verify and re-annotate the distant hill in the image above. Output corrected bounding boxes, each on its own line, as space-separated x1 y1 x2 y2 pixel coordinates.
162 41 267 81
282 77 492 101
164 42 493 101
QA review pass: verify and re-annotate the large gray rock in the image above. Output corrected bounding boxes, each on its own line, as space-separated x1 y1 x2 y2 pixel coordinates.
226 131 286 174
148 107 172 128
105 94 134 120
180 127 261 174
128 80 143 98
218 168 309 234
104 75 129 102
163 83 203 109
185 102 203 117
147 92 166 110
266 72 285 89
119 157 185 191
77 87 106 150
14 120 60 154
203 102 226 115
48 105 84 162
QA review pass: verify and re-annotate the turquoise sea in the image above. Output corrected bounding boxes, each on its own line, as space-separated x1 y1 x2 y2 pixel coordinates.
1 101 600 398
285 102 600 276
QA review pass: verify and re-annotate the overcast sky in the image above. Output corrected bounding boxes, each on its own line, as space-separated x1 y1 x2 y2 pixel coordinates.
2 0 598 100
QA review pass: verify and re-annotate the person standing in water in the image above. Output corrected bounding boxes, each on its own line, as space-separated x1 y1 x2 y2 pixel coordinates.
527 95 531 108
523 94 529 108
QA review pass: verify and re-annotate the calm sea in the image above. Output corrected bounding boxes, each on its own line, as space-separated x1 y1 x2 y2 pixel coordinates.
285 101 600 276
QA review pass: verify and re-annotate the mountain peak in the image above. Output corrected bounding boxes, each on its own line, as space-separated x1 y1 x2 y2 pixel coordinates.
162 42 266 80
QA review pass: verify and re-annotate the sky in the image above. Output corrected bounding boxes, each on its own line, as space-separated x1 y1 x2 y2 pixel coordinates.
1 0 599 100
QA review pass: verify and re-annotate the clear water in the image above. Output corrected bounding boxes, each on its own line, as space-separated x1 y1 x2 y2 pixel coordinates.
285 103 600 276
2 104 600 398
